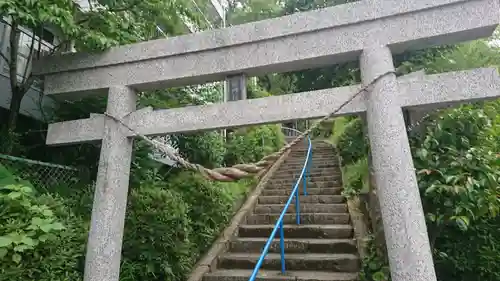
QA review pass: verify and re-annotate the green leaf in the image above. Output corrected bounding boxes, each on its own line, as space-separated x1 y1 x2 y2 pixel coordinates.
19 185 32 194
51 222 65 231
13 244 31 252
0 248 7 259
454 216 470 231
38 234 50 242
20 236 35 246
7 191 22 199
42 209 54 217
425 184 437 195
0 236 12 248
12 253 21 264
39 223 53 233
372 271 386 281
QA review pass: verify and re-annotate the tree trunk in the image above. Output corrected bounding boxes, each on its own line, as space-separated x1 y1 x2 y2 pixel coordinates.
7 89 23 131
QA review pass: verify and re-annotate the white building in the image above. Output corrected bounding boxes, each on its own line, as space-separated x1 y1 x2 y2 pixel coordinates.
0 20 57 121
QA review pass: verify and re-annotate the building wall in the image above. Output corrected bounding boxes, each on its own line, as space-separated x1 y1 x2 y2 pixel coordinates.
0 19 57 122
0 74 53 121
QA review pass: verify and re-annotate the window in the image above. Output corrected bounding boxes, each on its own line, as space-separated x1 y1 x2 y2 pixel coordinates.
0 19 9 73
0 21 54 83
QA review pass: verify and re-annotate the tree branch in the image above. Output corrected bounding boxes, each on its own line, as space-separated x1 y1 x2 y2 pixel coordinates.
22 28 36 85
0 51 8 64
8 20 20 90
76 0 142 25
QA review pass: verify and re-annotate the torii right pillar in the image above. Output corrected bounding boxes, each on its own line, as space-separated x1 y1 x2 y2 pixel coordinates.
360 45 437 281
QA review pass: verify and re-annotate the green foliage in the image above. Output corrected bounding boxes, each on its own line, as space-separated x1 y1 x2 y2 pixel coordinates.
167 172 250 253
341 157 369 199
170 132 225 169
247 83 273 99
0 183 86 281
336 117 368 166
0 163 34 188
359 235 390 281
224 125 284 166
330 117 350 145
121 183 195 281
120 171 252 281
411 106 500 245
1 0 198 51
435 216 500 281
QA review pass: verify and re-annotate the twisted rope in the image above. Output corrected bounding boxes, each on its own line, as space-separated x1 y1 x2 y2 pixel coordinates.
104 71 395 182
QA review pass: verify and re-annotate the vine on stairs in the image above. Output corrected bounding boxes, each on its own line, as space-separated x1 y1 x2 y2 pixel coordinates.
104 71 395 182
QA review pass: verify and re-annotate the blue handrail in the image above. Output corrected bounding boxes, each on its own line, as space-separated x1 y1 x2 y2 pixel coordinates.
248 132 312 280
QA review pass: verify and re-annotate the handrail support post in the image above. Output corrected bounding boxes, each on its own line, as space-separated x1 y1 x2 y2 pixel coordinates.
279 221 286 273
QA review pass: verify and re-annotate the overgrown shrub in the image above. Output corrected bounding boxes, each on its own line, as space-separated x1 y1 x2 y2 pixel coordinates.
435 216 500 281
121 171 252 281
334 103 500 281
168 172 250 254
341 157 369 198
121 184 195 281
336 117 369 166
224 125 284 166
171 132 226 169
0 183 86 281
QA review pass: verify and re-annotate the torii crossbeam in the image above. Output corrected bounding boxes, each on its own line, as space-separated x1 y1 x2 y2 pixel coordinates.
33 1 500 281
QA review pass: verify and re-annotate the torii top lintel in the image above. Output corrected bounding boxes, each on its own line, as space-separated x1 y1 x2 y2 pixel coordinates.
33 0 499 97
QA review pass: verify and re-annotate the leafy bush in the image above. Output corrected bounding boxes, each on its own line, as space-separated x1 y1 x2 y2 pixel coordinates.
341 157 369 199
168 172 249 254
435 216 500 281
171 131 226 168
224 125 284 166
121 184 194 281
336 117 369 166
411 106 500 249
0 184 86 281
334 103 500 281
359 235 390 281
121 171 252 281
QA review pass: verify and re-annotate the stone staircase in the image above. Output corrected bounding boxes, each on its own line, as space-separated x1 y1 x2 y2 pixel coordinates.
202 141 360 281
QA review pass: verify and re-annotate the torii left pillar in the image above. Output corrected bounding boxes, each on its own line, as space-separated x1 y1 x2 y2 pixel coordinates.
84 86 136 281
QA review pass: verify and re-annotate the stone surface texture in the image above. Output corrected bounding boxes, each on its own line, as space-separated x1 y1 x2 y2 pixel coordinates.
45 68 500 146
361 46 437 281
33 0 498 96
83 86 136 281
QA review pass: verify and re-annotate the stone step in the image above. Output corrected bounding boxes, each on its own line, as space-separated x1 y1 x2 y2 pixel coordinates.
203 269 358 281
218 253 359 272
253 204 348 214
271 174 342 182
265 181 342 190
261 187 342 196
284 158 336 163
238 224 353 239
230 238 357 254
287 153 335 158
281 163 339 169
276 168 341 174
258 195 344 204
287 153 335 157
278 164 340 170
246 213 350 225
273 171 342 179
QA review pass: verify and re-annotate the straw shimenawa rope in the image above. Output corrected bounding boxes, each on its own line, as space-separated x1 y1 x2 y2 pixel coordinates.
104 71 395 182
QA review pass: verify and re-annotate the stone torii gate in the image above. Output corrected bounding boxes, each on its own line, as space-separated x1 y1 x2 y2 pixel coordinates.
33 1 500 281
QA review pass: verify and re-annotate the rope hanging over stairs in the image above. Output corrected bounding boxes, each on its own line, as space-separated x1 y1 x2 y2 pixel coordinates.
103 71 395 182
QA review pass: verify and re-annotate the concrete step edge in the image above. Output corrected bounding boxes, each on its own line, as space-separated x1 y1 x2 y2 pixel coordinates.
203 269 359 281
